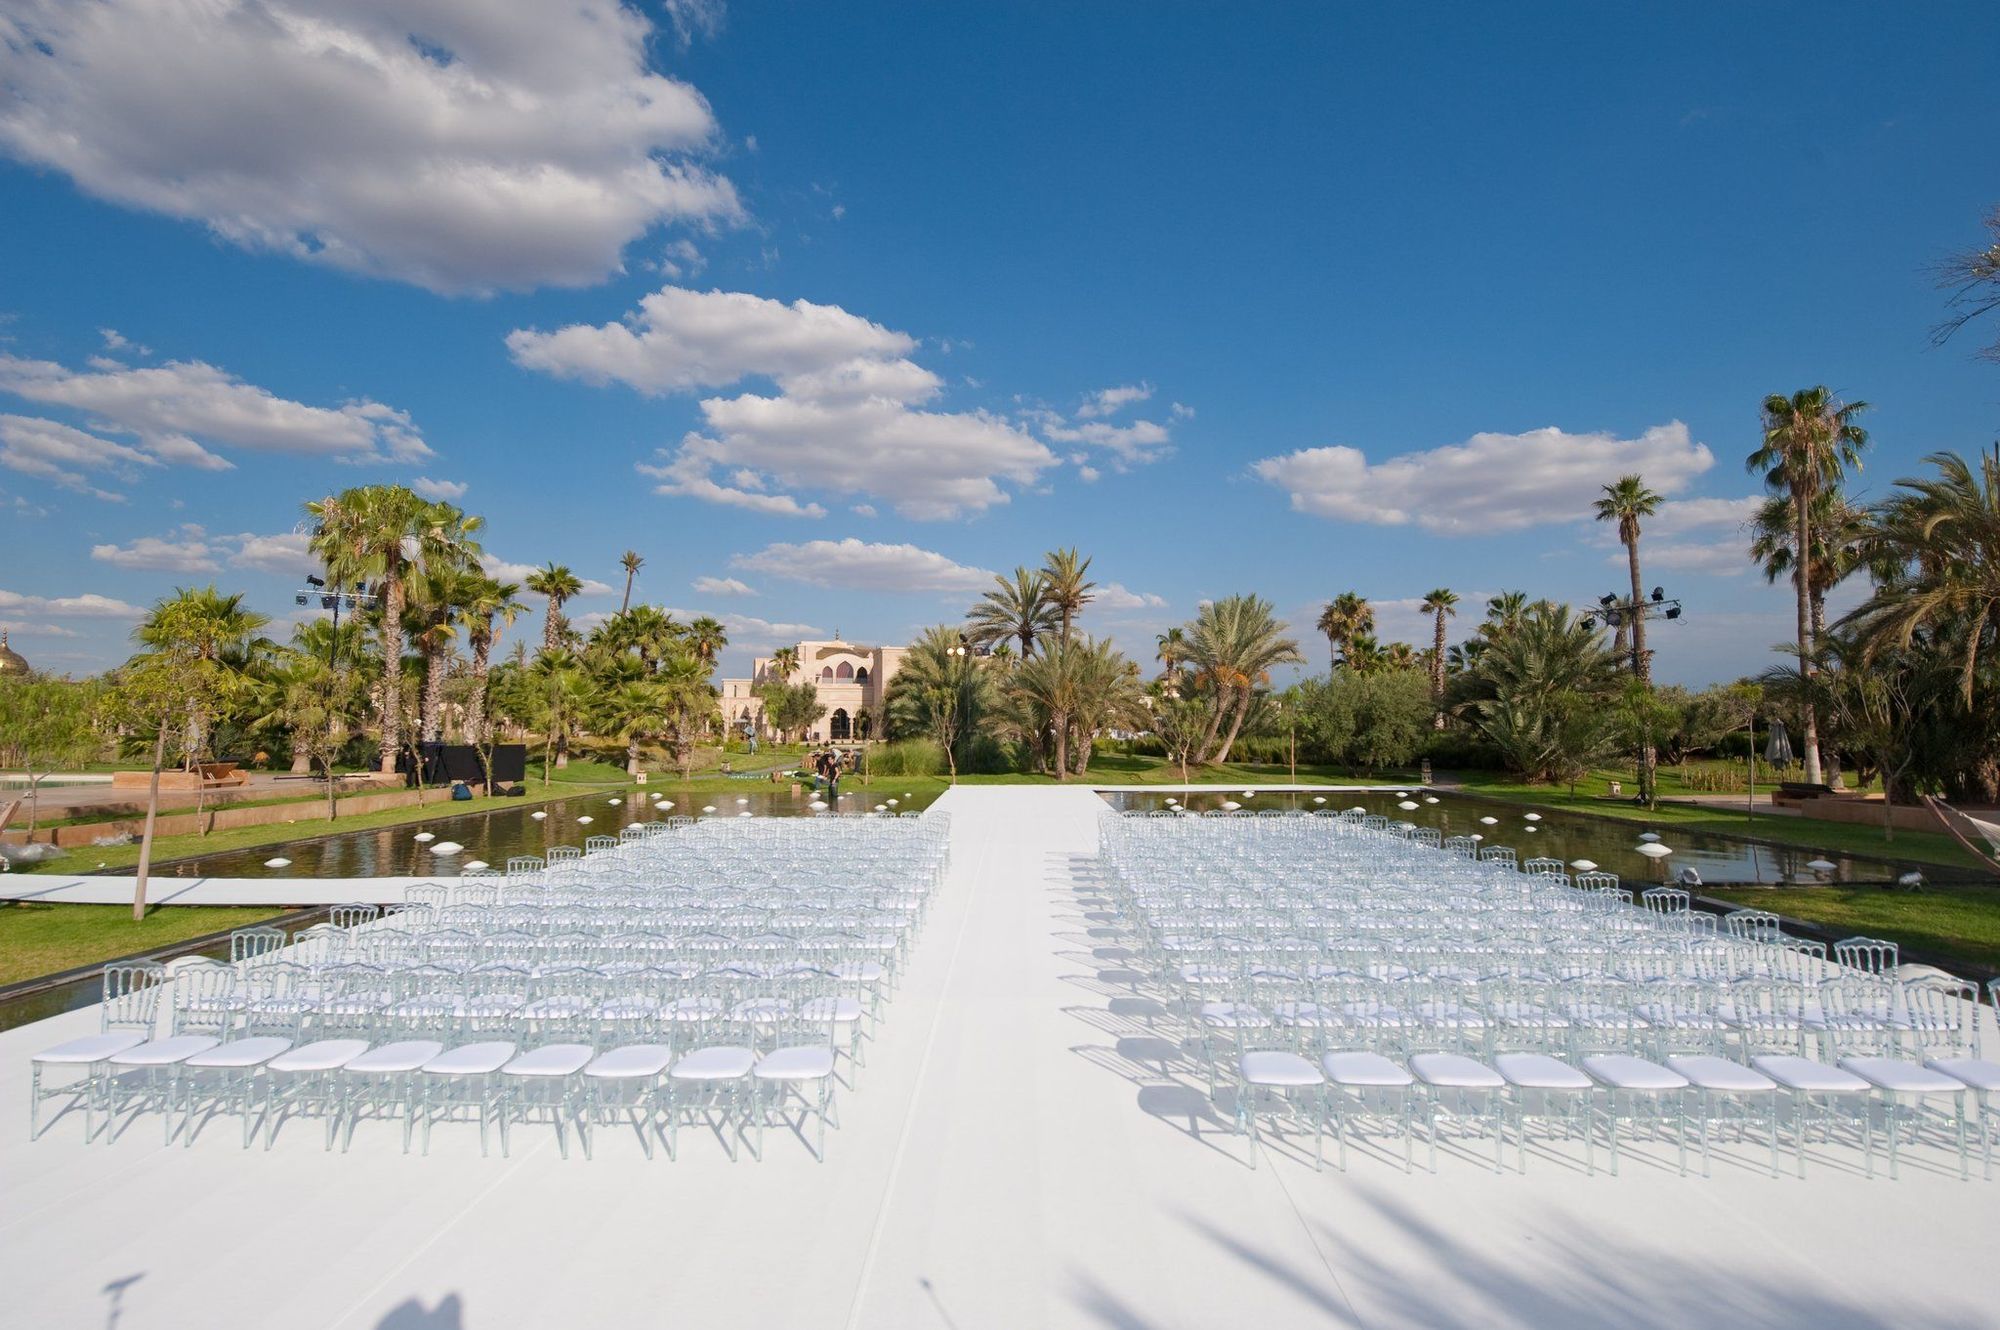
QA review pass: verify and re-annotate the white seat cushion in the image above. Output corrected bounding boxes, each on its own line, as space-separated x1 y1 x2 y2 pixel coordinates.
184 1037 293 1069
1750 1054 1870 1094
1408 1053 1505 1090
503 1043 594 1077
1838 1056 1966 1095
1199 1002 1268 1028
267 1040 370 1073
1493 1053 1593 1091
1666 1055 1776 1093
799 996 864 1023
423 1042 517 1075
831 961 886 984
1240 1050 1324 1087
670 1046 756 1081
32 1032 147 1065
1928 1057 2000 1093
1582 1054 1689 1092
754 1045 837 1081
108 1035 220 1067
584 1045 676 1079
345 1040 445 1074
1322 1051 1414 1087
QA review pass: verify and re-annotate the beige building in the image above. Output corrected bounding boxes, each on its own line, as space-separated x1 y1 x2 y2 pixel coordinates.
719 638 909 743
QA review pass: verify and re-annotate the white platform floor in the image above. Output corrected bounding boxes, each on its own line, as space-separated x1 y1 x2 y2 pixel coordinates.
2 786 1996 1330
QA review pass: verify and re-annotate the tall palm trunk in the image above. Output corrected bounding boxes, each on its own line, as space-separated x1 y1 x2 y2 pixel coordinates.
131 725 166 921
1194 680 1229 765
1050 708 1071 781
378 574 405 773
1793 485 1823 784
1430 612 1447 729
467 635 492 746
421 645 447 741
1212 684 1254 765
1626 532 1657 803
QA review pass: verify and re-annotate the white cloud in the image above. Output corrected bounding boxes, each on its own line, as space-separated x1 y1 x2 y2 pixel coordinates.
1252 423 1715 535
91 526 219 573
1037 415 1173 466
691 576 757 597
731 539 995 594
1096 583 1168 611
0 588 145 618
0 356 430 472
512 285 1058 519
1630 539 1752 576
0 0 739 294
1077 383 1154 419
228 531 314 576
1171 402 1195 420
1642 495 1762 540
851 504 878 519
412 477 468 501
482 555 614 597
666 608 822 653
658 238 706 280
508 286 915 395
0 620 79 638
0 413 154 499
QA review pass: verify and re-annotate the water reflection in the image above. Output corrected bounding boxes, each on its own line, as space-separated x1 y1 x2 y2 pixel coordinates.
1096 788 1976 887
131 782 938 880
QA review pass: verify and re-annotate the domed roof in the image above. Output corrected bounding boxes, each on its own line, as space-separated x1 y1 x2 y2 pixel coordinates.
0 632 28 675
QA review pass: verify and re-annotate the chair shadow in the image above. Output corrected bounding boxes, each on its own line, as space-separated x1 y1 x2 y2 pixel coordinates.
375 1292 465 1329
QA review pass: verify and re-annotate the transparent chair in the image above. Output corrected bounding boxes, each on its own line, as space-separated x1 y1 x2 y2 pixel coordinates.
30 963 166 1140
750 989 841 1161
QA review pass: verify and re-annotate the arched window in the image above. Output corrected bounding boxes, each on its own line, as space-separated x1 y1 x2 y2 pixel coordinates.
820 666 834 680
830 708 851 740
835 661 854 679
855 666 870 684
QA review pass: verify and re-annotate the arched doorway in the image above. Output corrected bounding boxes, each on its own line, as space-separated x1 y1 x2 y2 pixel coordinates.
856 710 872 740
830 708 851 740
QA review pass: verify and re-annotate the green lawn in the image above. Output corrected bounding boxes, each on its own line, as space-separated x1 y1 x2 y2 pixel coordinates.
1706 885 2000 978
0 903 282 987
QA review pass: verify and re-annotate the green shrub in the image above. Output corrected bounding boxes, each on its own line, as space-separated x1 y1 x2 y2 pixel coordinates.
870 739 945 777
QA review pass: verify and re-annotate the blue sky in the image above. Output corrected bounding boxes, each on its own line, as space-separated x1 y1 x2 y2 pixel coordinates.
3 2 1997 686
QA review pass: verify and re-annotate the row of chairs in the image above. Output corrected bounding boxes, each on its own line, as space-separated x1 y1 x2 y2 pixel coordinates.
30 813 951 1159
1098 808 2000 1179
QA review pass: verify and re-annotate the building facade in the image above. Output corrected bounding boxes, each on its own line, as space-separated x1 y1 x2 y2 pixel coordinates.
718 638 910 743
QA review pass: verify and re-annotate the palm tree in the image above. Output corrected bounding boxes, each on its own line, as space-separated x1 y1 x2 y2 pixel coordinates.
1155 626 1188 684
686 616 727 669
1316 592 1373 670
1845 449 2000 706
306 485 482 773
1040 547 1096 643
1381 641 1419 672
1482 591 1530 638
768 645 801 683
1932 205 2000 362
1420 588 1458 729
404 565 468 744
132 585 273 767
1187 594 1302 765
462 576 520 749
968 567 1056 657
884 625 995 778
1750 387 1871 785
525 563 584 657
1593 475 1664 680
1461 602 1623 785
618 550 644 613
1339 632 1382 675
1751 490 1870 649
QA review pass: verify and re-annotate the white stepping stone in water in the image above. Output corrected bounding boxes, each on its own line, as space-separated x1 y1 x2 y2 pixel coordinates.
576 816 593 825
610 797 622 806
626 823 644 831
737 797 749 805
1570 859 1598 872
263 858 291 869
1423 796 1439 804
1398 800 1419 811
809 800 828 811
1479 816 1498 825
1807 858 1837 872
702 806 717 814
413 832 435 843
875 805 888 812
659 801 673 811
1636 842 1673 858
531 810 547 820
1524 812 1542 821
430 841 462 855
462 860 488 871
1638 832 1661 842
1313 796 1326 804
1221 801 1241 811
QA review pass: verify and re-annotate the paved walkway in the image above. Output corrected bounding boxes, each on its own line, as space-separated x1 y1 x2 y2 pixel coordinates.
2 787 1996 1329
